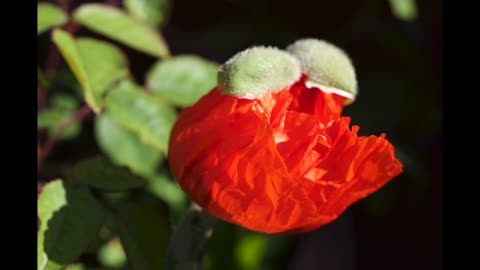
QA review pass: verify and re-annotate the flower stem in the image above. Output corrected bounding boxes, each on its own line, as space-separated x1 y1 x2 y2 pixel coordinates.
164 203 217 270
38 105 92 166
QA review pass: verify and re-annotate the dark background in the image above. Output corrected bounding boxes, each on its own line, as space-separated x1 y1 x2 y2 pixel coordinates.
39 0 443 269
161 1 442 269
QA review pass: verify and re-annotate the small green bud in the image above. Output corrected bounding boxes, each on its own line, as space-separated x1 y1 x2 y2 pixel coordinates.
287 38 358 101
218 46 301 99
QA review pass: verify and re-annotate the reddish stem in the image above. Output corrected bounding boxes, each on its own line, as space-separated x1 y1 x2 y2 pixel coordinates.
38 105 93 165
57 0 69 12
38 86 46 109
44 44 62 77
104 0 122 7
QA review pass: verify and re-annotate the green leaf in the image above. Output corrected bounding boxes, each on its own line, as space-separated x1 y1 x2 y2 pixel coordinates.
95 113 163 176
203 222 237 270
51 94 78 110
389 0 417 22
98 238 127 268
234 233 267 270
53 69 85 97
73 4 170 58
146 55 218 107
66 265 109 270
37 94 81 140
115 202 171 270
38 3 68 35
147 172 186 215
38 180 104 270
38 67 50 89
105 79 177 153
72 157 148 192
52 29 130 113
52 29 92 108
37 110 81 140
260 234 295 270
77 38 130 107
124 0 169 28
65 264 85 270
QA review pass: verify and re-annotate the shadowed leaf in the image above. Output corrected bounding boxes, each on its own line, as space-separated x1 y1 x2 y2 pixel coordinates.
164 205 216 270
72 156 148 191
38 180 104 270
115 202 171 270
38 94 81 140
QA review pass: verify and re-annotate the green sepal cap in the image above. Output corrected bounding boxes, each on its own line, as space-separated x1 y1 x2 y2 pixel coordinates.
218 46 301 98
287 38 358 101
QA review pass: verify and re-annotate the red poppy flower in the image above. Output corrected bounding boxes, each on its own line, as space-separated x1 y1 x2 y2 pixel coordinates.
168 44 403 234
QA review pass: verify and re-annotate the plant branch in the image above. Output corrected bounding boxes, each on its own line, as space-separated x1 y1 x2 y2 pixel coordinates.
164 203 217 270
38 86 46 110
38 105 93 165
57 0 69 12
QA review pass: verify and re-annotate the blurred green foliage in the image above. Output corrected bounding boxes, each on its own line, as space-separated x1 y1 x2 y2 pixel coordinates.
389 0 418 21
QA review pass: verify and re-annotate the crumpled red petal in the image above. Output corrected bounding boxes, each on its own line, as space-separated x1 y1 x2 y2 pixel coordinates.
168 77 403 234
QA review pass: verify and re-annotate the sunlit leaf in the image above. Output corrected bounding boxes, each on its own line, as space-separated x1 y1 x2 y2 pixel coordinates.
66 264 109 270
72 157 148 192
38 180 104 270
234 233 267 270
73 4 170 58
38 3 68 34
95 113 163 176
77 38 130 108
98 238 127 268
65 264 85 270
146 55 218 107
389 0 417 21
124 0 169 28
52 30 91 108
105 79 177 153
52 30 129 113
